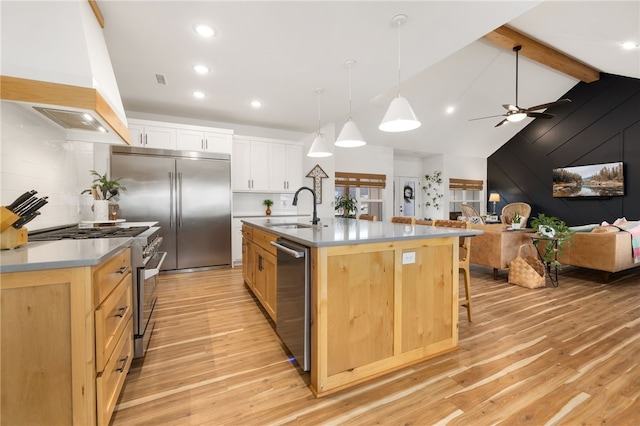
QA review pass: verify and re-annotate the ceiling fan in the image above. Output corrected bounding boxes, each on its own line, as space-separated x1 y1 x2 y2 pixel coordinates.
471 45 571 128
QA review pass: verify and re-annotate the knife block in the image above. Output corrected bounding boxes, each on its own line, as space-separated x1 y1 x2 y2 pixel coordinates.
1 206 28 249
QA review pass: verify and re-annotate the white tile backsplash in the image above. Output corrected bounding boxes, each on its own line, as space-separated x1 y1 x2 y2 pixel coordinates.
232 192 300 216
1 102 99 230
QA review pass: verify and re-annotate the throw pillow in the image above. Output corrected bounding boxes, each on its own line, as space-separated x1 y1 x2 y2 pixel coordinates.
591 226 620 233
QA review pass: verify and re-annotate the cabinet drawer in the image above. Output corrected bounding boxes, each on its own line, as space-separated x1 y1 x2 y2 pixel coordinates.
96 316 133 426
94 248 131 306
95 275 132 372
252 228 276 255
242 224 253 240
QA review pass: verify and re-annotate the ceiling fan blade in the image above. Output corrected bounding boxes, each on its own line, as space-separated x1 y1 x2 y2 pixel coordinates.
526 98 572 112
469 114 505 121
527 112 554 119
502 104 518 111
495 118 508 128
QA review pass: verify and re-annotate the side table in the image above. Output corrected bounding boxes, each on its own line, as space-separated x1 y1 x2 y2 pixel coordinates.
529 235 559 287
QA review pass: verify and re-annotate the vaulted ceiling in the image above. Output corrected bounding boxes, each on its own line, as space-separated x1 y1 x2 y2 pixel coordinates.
100 1 640 158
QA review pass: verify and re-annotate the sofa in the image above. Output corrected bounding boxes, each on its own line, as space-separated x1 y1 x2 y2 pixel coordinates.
468 223 535 279
558 223 640 280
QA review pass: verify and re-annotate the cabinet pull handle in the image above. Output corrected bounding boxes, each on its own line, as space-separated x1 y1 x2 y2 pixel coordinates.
144 134 148 146
205 139 208 150
116 355 129 373
116 266 129 274
139 134 143 146
248 179 251 189
115 306 128 318
258 255 263 271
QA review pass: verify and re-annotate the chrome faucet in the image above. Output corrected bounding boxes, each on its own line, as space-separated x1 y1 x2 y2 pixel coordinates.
292 186 319 225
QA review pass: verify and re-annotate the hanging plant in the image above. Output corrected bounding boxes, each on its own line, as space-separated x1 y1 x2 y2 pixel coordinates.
423 171 443 210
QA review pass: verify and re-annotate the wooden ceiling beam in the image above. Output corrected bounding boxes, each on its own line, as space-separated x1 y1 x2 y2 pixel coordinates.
484 25 600 83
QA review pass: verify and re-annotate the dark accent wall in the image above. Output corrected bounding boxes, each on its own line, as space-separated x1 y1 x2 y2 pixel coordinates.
487 73 640 227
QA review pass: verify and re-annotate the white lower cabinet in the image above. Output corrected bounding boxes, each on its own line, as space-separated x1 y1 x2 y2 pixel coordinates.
232 218 243 266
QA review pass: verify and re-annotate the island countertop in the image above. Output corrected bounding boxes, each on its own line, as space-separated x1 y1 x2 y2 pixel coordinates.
0 238 132 273
241 217 481 247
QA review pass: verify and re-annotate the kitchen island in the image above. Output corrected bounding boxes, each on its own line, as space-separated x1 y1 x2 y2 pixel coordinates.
241 217 481 396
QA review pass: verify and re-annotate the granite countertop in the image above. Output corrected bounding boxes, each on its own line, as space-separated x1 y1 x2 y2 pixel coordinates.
0 238 132 273
241 217 482 248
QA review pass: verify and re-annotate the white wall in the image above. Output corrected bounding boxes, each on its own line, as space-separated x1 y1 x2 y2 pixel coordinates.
336 143 394 221
0 102 100 230
422 154 445 220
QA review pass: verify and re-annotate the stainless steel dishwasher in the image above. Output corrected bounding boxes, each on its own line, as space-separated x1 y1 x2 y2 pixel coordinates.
270 238 311 371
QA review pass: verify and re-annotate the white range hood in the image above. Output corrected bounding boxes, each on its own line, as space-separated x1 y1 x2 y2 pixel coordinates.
0 0 130 145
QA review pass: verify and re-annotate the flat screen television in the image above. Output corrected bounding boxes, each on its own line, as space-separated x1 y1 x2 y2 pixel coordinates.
552 161 624 198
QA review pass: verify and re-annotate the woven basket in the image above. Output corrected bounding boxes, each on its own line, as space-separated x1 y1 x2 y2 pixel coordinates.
508 244 546 289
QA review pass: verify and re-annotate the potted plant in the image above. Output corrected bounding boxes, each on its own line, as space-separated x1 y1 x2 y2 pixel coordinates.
511 212 522 229
82 170 126 201
82 170 127 220
335 193 357 218
530 213 575 266
263 199 274 215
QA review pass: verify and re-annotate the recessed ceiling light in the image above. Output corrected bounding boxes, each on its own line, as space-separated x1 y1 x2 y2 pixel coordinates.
621 41 639 50
193 64 210 74
192 91 206 99
446 106 455 114
250 100 263 108
194 24 214 38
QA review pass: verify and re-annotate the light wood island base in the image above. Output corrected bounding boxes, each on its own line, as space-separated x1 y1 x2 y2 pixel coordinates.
309 237 459 396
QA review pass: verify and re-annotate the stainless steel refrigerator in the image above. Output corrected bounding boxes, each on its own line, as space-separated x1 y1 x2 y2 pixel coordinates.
111 146 231 270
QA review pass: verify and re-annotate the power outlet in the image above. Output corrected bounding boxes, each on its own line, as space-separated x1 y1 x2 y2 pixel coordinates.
402 252 416 264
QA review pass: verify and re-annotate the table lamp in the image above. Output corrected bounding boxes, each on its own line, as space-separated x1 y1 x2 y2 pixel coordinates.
489 193 500 215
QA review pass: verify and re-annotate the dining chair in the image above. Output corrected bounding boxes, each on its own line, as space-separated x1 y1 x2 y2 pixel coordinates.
391 216 416 225
433 219 473 322
358 214 377 221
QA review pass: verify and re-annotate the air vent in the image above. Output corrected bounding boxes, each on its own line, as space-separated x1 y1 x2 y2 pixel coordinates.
33 107 107 132
155 73 167 85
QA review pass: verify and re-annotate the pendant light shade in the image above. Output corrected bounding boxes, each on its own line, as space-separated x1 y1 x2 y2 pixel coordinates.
379 14 421 133
308 133 332 157
379 96 421 132
307 88 333 157
336 59 366 148
336 119 366 147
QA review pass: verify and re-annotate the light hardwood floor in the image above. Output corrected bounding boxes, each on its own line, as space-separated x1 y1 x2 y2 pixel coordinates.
112 265 640 425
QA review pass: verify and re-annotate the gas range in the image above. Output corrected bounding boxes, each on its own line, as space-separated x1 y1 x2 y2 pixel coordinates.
29 225 150 241
29 222 164 359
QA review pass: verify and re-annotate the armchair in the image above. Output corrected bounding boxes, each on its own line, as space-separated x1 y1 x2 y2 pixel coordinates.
501 203 531 226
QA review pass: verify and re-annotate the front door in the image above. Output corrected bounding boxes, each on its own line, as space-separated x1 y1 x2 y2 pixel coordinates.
394 177 421 218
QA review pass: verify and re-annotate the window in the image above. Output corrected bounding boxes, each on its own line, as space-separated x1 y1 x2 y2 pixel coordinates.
335 172 386 220
449 178 484 217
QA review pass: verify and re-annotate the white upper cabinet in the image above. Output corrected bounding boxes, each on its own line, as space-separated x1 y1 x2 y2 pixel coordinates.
233 136 302 192
176 129 232 154
232 137 270 191
269 144 303 192
127 119 233 153
128 122 176 150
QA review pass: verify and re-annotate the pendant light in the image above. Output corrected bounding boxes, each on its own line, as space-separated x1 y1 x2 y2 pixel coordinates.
307 88 333 157
335 59 366 147
379 14 421 133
